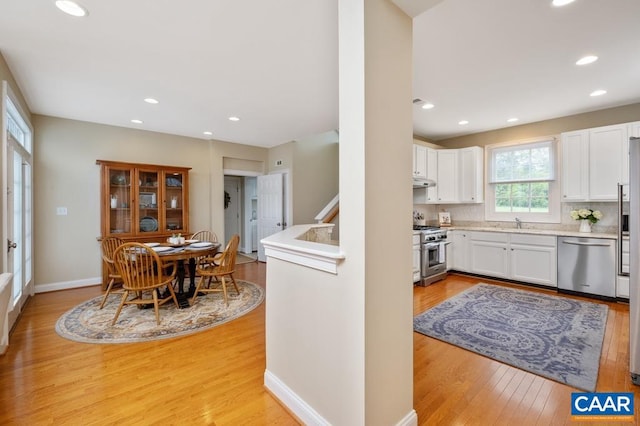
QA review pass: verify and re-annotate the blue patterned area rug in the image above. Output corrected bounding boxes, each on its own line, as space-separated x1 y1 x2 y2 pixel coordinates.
414 283 608 392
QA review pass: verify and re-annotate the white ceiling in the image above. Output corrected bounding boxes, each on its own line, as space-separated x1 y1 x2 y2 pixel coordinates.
0 0 638 148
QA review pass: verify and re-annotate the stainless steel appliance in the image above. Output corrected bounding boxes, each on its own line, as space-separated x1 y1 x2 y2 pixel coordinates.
557 236 616 298
414 225 448 286
629 137 640 385
618 183 630 276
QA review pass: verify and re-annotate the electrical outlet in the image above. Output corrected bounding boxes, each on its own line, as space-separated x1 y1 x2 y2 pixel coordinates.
275 159 283 166
56 207 68 216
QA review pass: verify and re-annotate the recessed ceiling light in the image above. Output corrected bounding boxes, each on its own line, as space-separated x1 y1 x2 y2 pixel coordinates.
131 119 143 124
458 120 469 125
507 117 519 123
590 89 607 97
144 98 159 104
421 103 435 110
576 55 598 66
203 131 213 136
228 116 240 122
552 0 575 7
54 0 88 17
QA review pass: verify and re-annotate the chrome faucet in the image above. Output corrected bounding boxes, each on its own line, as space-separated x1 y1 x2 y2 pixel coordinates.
515 217 522 229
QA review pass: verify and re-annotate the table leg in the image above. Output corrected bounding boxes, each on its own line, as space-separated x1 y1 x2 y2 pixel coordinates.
187 258 197 296
176 260 186 293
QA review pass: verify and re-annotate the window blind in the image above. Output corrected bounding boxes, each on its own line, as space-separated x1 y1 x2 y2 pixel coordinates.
488 139 555 183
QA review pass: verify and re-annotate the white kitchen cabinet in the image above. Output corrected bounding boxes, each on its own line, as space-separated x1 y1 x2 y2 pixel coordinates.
618 276 630 299
448 230 470 272
414 146 483 205
509 234 557 287
436 150 458 203
629 121 640 138
469 231 557 287
459 146 484 203
561 130 589 201
413 144 428 179
561 124 628 201
470 232 509 278
589 124 628 200
412 232 421 283
425 147 438 201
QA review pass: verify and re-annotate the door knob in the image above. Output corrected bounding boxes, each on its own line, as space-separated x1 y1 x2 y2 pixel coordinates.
7 239 17 253
276 222 281 227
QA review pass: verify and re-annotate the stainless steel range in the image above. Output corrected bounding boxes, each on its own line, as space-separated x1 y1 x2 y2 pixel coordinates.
414 225 449 286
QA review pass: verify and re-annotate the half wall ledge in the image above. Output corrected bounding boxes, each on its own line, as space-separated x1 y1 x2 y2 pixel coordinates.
261 224 345 274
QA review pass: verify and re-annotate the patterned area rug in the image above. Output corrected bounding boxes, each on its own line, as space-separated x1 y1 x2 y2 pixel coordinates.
236 253 258 264
55 280 264 344
414 283 608 391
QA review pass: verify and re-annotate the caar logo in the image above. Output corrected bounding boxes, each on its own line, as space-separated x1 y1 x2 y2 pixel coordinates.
571 392 634 422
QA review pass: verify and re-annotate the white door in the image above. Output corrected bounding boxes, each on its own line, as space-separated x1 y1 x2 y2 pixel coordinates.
3 89 34 329
223 176 241 246
257 173 283 262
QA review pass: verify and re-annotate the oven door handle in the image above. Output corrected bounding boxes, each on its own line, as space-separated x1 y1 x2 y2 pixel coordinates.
423 241 451 248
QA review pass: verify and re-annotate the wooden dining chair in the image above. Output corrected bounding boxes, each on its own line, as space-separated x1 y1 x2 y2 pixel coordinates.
189 230 218 243
99 236 124 309
112 242 179 325
190 234 240 307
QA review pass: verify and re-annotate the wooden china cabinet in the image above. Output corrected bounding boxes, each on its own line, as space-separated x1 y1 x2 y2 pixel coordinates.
97 160 191 288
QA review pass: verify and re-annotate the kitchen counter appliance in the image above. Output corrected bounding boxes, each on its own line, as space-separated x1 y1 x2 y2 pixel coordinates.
629 136 640 385
414 225 448 286
557 236 616 298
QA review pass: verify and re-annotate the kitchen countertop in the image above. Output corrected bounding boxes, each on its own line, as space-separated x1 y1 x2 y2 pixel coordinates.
444 225 617 240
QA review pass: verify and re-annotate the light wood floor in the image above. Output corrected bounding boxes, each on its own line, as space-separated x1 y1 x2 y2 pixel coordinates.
0 265 636 425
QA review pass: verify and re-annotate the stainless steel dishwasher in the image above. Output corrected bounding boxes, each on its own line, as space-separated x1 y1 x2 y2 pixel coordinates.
557 236 616 298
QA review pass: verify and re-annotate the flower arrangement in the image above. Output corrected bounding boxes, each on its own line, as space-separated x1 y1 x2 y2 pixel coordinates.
570 208 603 224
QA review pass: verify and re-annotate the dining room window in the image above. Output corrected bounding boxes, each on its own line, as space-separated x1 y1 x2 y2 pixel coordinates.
485 138 561 223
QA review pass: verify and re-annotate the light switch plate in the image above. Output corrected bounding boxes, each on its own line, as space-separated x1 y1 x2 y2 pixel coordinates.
56 207 68 216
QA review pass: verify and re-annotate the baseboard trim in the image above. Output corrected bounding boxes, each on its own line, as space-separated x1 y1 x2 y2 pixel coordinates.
264 369 330 426
396 409 418 426
35 277 100 293
264 369 416 426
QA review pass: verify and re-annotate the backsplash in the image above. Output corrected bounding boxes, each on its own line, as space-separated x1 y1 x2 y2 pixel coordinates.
413 202 619 234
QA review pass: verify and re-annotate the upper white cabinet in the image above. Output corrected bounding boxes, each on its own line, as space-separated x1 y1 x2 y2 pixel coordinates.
413 144 428 179
414 145 483 204
561 130 589 201
436 150 458 203
561 124 628 201
459 146 484 203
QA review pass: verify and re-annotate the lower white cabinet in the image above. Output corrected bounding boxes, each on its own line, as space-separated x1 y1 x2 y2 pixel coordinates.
448 230 470 271
509 234 557 287
468 231 557 287
412 232 421 283
617 276 630 299
469 232 509 278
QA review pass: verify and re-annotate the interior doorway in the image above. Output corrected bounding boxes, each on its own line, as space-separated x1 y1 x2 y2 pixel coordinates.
223 170 290 261
222 174 260 258
223 176 241 247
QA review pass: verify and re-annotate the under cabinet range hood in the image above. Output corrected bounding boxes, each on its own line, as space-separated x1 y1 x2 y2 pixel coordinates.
412 178 436 188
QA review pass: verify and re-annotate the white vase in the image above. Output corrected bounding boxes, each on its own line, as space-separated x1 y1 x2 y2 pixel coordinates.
579 219 592 233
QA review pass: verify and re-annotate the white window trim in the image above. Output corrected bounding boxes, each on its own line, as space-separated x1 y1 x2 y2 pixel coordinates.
484 136 561 223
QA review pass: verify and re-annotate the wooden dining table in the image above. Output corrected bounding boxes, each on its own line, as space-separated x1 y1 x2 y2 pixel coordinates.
153 242 221 306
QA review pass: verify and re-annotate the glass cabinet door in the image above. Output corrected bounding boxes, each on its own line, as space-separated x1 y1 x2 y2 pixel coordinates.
137 169 160 234
164 171 186 233
108 167 133 235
